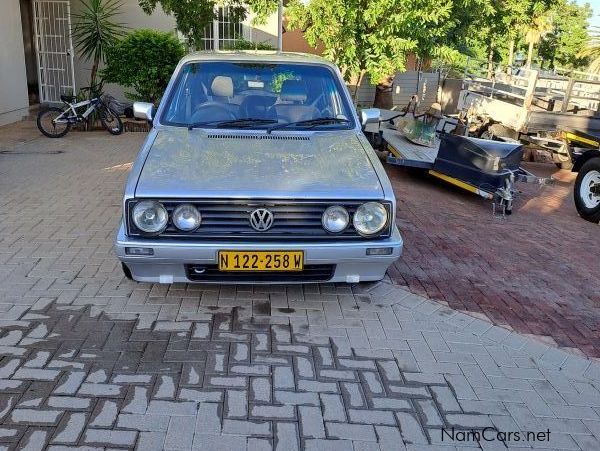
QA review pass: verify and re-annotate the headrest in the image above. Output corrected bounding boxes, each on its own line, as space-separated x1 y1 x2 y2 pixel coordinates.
280 79 307 103
211 76 233 97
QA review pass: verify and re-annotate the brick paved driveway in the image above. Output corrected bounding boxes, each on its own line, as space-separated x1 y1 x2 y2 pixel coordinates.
0 123 600 450
386 162 600 357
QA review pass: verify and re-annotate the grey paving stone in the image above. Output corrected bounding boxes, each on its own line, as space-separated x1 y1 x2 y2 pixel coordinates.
273 366 295 389
320 394 346 422
146 400 198 416
155 375 176 399
78 383 122 397
117 413 170 432
395 412 428 445
20 430 49 451
47 396 90 410
370 398 412 410
165 415 195 450
251 377 272 403
299 406 325 439
251 404 295 419
304 439 354 451
53 372 86 395
53 412 86 443
326 422 376 441
226 390 247 418
298 380 338 393
222 419 271 436
375 425 406 451
275 422 299 451
207 376 247 388
274 390 319 406
84 428 137 446
195 403 221 434
230 364 270 376
89 400 118 427
179 388 223 403
11 408 62 425
137 431 166 451
12 368 59 381
348 409 396 425
122 386 148 414
192 434 246 451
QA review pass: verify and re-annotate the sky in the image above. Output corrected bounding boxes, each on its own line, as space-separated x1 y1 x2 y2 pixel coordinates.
579 0 600 27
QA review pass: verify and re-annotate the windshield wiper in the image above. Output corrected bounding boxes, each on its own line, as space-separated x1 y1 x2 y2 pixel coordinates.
267 117 350 133
188 118 277 130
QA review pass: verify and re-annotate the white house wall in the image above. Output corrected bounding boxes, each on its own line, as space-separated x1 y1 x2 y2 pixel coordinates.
245 12 278 48
0 0 30 126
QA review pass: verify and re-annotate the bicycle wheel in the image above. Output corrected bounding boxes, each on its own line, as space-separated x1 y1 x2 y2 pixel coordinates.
100 105 123 135
37 107 71 138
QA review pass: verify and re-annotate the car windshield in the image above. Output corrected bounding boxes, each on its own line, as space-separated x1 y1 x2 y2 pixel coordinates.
160 61 355 130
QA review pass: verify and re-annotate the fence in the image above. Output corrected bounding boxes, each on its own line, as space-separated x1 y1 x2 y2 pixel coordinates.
347 71 441 109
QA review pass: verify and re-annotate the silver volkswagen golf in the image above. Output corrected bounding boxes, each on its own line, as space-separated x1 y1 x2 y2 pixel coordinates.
115 51 403 283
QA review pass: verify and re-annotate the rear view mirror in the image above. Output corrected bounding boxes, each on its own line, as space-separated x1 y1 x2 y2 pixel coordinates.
133 102 154 122
360 108 380 127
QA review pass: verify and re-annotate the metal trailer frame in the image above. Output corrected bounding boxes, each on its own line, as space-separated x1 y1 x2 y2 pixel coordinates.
371 109 550 216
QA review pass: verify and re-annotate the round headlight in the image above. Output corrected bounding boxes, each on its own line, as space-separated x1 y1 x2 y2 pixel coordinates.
353 202 388 236
322 206 349 233
173 204 201 231
132 200 168 233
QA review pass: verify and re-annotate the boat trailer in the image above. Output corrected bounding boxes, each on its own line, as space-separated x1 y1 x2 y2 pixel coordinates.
367 109 552 216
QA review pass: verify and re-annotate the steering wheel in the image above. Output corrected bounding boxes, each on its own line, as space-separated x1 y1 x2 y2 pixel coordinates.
190 102 236 123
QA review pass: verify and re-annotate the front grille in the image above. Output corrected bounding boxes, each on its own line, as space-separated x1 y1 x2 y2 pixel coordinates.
126 199 392 240
185 264 334 282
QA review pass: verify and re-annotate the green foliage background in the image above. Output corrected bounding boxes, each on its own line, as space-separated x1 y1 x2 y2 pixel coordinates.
102 29 185 104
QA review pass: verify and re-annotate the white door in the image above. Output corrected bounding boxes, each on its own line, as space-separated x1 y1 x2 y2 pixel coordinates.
33 0 76 103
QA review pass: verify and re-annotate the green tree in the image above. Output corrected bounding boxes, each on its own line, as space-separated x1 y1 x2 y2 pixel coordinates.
102 29 185 103
72 0 126 88
538 0 591 69
137 0 276 48
287 0 474 108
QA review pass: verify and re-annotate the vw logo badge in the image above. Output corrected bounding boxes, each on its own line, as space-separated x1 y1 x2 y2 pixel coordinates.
249 208 274 231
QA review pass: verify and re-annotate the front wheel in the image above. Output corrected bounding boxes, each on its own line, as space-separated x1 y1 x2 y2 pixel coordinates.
100 106 123 135
37 107 71 138
574 158 600 223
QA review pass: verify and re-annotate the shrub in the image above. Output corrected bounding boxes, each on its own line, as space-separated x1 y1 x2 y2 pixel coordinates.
102 29 185 104
222 37 275 51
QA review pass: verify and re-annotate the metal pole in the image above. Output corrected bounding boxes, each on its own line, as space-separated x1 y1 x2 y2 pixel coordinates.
277 0 283 51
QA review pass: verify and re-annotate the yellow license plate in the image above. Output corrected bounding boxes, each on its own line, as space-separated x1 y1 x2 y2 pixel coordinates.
218 251 304 272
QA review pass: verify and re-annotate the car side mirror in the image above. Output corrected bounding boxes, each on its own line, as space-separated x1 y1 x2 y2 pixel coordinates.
360 108 380 128
133 102 154 122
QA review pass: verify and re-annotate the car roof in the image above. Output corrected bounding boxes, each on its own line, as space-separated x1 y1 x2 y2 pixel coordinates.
179 50 335 67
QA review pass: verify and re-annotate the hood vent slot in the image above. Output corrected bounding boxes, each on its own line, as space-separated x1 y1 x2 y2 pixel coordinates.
207 134 310 141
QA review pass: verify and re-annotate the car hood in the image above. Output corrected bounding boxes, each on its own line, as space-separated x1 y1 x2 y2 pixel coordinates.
135 128 383 199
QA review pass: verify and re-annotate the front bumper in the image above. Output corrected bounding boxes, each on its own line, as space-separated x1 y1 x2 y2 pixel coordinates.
114 222 403 283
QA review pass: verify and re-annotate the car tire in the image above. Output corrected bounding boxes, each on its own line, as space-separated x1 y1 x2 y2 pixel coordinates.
121 263 134 280
574 158 600 223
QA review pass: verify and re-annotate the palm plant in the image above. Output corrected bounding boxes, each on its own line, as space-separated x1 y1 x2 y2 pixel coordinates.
579 27 600 73
524 14 553 68
72 0 126 88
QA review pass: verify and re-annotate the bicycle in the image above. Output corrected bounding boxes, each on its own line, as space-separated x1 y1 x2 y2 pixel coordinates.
37 84 123 138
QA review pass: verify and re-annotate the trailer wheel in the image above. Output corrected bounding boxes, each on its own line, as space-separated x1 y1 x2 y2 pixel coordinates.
574 158 600 223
